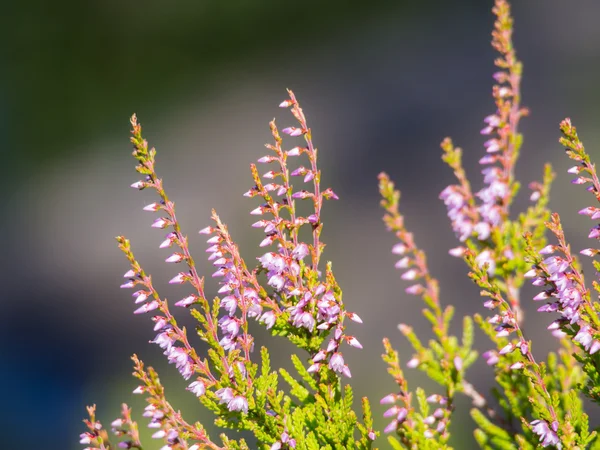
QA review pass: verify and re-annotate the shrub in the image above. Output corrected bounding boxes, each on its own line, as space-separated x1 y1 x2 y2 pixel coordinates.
79 1 600 448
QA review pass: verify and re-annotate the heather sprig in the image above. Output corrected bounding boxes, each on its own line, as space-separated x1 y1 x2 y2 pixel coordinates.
524 119 600 406
87 91 374 450
378 172 482 447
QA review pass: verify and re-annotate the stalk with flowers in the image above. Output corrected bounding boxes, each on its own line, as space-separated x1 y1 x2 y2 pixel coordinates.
80 1 600 448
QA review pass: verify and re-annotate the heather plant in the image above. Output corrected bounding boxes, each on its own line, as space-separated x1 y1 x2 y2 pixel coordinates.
80 1 600 449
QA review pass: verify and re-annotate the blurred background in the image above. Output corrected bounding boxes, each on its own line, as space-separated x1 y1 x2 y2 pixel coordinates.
2 0 600 448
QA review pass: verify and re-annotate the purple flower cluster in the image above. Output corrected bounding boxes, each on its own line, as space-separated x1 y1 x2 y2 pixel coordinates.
439 183 476 243
525 191 600 354
270 429 296 450
531 419 561 449
120 267 197 382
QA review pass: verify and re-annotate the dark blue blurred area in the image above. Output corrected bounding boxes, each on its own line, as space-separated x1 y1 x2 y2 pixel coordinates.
2 1 600 449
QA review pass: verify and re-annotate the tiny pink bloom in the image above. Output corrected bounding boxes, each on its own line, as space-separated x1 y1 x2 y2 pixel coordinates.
329 352 344 372
130 180 146 189
133 291 149 304
123 269 136 278
175 295 196 307
346 336 363 349
510 362 524 370
342 365 352 378
111 418 123 428
165 253 184 263
384 406 400 418
169 272 187 284
260 311 277 329
392 243 407 254
143 202 161 212
282 127 303 137
499 343 515 355
448 246 466 257
322 188 339 200
346 312 362 323
287 146 303 156
151 218 170 229
380 394 397 404
153 316 168 331
307 363 320 373
530 191 541 201
216 387 234 404
279 100 293 108
198 226 213 235
524 268 537 278
292 190 311 199
120 280 135 289
187 381 206 397
405 284 423 295
401 269 418 280
134 300 159 315
384 419 398 433
453 356 463 371
395 257 410 269
257 155 276 163
406 358 419 368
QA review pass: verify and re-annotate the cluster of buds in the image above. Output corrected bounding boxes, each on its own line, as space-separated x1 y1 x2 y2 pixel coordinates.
269 428 297 450
421 395 450 438
380 393 409 434
531 419 561 448
308 324 362 378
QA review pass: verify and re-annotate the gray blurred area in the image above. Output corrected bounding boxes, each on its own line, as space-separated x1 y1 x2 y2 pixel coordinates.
2 1 600 449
